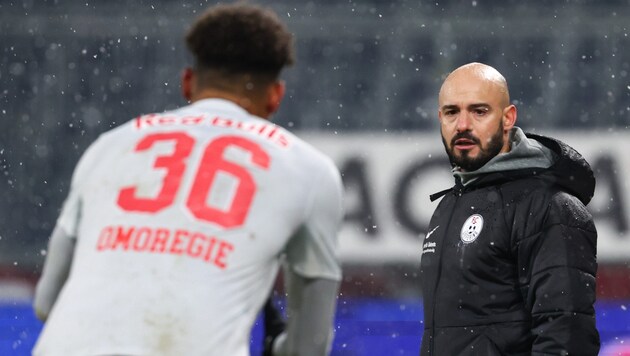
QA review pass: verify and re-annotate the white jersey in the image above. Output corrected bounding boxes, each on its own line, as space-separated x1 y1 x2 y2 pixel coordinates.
33 99 343 356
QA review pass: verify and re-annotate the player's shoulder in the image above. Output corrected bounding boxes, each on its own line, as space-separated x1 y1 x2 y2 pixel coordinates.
283 130 339 174
87 119 137 151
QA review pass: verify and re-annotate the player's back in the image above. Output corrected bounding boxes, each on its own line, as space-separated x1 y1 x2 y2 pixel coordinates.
33 98 342 356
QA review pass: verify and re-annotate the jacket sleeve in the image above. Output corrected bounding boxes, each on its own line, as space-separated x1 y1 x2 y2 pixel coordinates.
516 192 600 355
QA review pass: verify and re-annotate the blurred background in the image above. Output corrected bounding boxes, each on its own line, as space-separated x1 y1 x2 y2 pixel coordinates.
1 0 630 354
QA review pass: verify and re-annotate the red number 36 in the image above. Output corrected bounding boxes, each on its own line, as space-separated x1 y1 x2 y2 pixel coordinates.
117 132 270 228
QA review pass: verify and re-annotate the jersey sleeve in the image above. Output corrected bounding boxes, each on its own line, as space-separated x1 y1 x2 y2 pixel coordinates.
55 137 103 238
284 158 343 281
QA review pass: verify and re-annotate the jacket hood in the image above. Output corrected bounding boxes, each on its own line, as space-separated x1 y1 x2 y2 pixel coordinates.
526 133 595 205
431 133 596 205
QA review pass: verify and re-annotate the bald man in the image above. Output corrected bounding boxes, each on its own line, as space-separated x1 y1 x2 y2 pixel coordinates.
419 63 599 355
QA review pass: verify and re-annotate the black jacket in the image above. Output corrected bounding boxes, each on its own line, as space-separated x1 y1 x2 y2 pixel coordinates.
420 134 600 356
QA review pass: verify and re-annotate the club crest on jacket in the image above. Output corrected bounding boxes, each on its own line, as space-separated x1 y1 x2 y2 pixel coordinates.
460 214 484 243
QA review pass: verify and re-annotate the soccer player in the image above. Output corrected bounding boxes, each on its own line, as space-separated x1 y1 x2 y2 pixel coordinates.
33 4 343 356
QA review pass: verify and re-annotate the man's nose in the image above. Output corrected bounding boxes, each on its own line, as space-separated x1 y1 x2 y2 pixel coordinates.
456 113 472 132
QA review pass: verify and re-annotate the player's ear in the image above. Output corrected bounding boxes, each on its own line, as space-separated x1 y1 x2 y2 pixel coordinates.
265 81 285 117
181 67 194 102
503 104 517 131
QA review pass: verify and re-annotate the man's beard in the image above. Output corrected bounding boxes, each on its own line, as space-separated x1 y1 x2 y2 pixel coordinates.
442 124 505 172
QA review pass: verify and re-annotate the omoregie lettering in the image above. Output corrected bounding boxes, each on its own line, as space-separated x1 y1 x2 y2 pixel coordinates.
96 225 234 269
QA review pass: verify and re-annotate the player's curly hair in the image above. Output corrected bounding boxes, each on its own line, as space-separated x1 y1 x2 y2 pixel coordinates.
186 3 295 81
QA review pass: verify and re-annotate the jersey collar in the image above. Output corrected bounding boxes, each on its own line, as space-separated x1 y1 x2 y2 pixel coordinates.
190 98 253 118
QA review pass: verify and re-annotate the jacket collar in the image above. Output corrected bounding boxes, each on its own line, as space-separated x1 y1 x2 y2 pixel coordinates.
430 130 595 205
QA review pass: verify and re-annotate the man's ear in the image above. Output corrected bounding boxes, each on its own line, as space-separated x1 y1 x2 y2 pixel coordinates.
265 81 286 117
181 67 194 102
503 104 517 131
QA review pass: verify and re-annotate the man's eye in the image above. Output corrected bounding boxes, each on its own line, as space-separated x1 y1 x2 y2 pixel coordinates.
475 109 488 116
